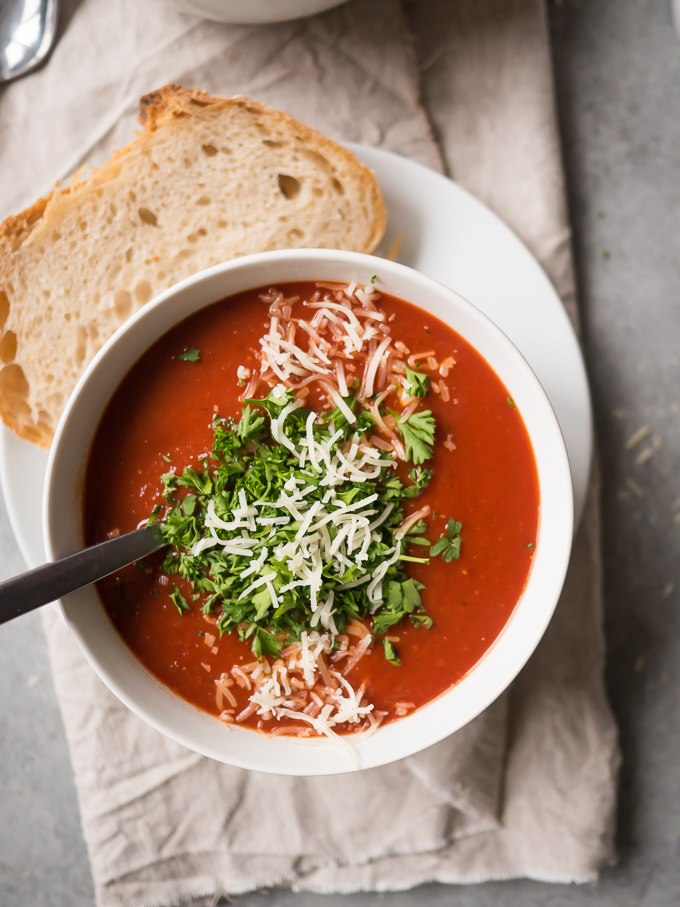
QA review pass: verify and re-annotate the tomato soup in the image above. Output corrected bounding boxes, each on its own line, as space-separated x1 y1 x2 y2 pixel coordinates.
84 281 539 736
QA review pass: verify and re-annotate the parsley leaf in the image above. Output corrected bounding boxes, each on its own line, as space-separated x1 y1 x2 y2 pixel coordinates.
403 364 430 398
181 494 197 516
161 471 178 491
430 519 462 562
146 503 163 525
245 386 295 418
389 408 436 465
176 348 200 362
403 467 432 498
383 639 401 665
177 466 212 495
169 586 190 614
238 406 266 443
252 627 283 658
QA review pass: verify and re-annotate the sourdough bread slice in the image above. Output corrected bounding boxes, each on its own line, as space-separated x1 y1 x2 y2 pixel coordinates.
0 86 386 447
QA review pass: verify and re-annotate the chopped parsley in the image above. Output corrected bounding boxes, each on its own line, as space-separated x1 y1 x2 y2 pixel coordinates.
403 364 430 398
402 467 432 499
169 585 190 615
383 639 401 666
176 348 201 362
150 389 460 663
389 408 436 464
430 519 462 562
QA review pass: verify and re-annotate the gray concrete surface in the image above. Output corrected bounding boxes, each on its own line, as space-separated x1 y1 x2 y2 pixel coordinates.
1 0 679 904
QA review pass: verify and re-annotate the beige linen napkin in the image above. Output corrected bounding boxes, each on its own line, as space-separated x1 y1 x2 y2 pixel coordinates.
0 0 619 903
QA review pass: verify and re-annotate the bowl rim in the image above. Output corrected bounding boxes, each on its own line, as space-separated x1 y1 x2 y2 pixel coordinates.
164 0 350 25
43 248 574 775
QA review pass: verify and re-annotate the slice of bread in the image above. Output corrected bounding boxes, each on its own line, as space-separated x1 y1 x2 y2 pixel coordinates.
0 86 386 447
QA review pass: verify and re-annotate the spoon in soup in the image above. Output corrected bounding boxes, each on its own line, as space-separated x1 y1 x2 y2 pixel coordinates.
0 522 167 625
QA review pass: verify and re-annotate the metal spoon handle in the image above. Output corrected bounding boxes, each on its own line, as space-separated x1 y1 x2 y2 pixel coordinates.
0 524 167 625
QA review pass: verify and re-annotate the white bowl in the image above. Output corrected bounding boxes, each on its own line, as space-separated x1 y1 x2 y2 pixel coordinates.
162 0 349 24
44 249 574 775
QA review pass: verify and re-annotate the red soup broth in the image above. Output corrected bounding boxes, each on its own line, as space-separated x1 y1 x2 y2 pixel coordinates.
84 282 539 731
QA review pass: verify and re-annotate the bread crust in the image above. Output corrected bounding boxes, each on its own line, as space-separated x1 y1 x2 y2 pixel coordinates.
0 86 387 448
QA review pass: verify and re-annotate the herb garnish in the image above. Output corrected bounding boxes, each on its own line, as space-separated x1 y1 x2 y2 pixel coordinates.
383 639 401 665
430 519 462 562
389 408 436 464
169 585 190 615
151 388 460 664
403 364 430 398
176 348 201 362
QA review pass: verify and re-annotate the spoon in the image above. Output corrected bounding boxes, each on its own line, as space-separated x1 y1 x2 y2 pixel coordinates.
0 523 167 625
0 0 59 84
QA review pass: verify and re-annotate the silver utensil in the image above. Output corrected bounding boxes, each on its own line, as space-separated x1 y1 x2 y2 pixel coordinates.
0 523 167 625
0 0 59 84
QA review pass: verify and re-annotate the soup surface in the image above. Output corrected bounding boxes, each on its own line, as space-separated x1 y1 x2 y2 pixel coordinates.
85 280 539 741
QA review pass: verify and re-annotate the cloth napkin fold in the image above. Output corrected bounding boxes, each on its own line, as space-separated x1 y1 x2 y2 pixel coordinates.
0 1 619 904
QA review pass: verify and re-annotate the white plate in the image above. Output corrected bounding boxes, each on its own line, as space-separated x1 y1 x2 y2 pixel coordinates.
0 143 592 570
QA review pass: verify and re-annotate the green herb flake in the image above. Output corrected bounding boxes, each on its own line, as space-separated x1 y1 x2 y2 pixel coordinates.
603 250 611 260
135 561 150 571
146 503 163 525
430 519 462 563
403 364 430 399
169 586 190 615
176 348 201 362
238 405 266 444
383 639 401 666
161 471 178 491
508 397 517 410
181 494 197 516
370 274 377 284
526 542 535 550
403 467 432 499
253 627 283 658
389 408 436 465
